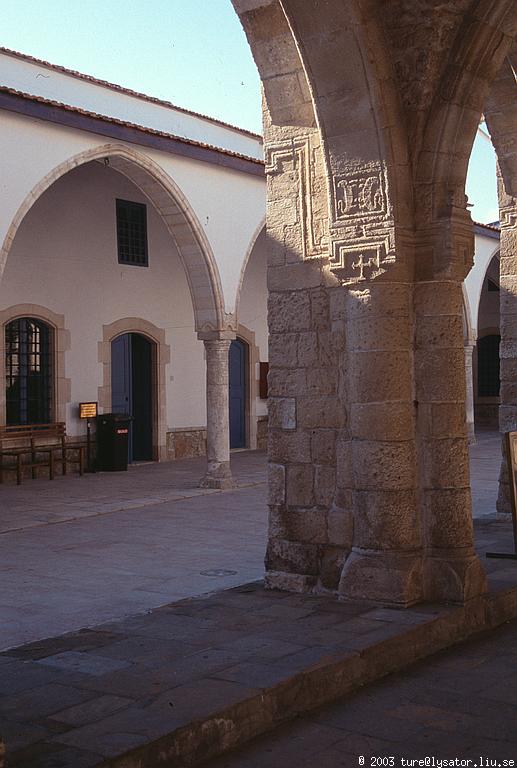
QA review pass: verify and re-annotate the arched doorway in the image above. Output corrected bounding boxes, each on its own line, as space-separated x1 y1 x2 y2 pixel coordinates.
477 334 501 398
229 337 248 449
111 332 154 462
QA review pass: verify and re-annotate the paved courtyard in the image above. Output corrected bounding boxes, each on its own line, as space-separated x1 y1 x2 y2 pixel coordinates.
0 431 508 652
469 428 501 519
0 451 267 650
1 433 517 767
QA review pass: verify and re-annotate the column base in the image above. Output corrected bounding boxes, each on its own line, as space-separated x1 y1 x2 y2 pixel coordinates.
423 551 487 603
338 548 423 607
199 460 234 490
265 570 317 593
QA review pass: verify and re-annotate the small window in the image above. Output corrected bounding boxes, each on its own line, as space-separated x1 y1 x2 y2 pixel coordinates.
116 199 148 266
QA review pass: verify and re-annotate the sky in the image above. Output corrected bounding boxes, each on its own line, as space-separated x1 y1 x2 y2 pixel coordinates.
0 0 498 223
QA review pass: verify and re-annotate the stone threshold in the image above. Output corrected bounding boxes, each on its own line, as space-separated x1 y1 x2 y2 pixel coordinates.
2 571 517 768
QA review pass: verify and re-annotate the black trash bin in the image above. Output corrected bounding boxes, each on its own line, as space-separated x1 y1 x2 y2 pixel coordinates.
96 413 132 471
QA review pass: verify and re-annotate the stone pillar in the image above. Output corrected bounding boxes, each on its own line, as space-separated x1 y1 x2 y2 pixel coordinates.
464 342 476 445
338 280 424 606
497 179 517 517
198 331 235 490
415 274 486 602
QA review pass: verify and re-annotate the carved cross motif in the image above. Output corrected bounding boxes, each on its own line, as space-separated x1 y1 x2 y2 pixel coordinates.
351 252 380 280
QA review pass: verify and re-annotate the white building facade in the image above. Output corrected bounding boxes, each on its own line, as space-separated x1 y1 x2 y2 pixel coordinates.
0 47 500 483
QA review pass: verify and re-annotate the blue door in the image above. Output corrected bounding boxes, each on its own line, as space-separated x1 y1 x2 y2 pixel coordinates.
229 338 247 449
111 333 153 462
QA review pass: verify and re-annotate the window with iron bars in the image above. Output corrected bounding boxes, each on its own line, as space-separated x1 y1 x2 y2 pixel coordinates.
116 199 148 266
5 318 53 425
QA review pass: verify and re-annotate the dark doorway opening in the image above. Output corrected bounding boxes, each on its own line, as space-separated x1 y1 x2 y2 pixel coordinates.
229 337 248 449
477 334 501 398
111 332 154 462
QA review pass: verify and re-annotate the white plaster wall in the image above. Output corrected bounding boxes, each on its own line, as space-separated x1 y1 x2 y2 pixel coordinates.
0 51 263 160
0 112 266 316
0 161 206 436
464 230 500 338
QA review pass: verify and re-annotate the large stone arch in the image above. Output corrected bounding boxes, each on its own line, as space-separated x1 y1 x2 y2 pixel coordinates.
231 0 517 606
482 38 517 515
234 0 413 280
415 2 516 236
0 143 226 333
233 0 423 605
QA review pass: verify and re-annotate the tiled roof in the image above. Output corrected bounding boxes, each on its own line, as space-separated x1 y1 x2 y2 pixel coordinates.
474 220 500 233
0 85 265 168
0 46 263 142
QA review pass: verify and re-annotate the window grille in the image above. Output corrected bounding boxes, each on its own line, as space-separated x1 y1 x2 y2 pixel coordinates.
116 199 148 266
5 318 52 425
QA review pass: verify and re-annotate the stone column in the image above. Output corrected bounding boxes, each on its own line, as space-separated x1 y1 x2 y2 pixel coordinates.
337 280 424 607
198 331 235 490
465 342 476 445
497 179 517 516
414 230 486 602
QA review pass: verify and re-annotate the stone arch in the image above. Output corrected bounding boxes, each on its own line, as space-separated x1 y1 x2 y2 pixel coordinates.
233 1 317 128
0 303 71 427
234 0 413 283
476 246 500 324
98 317 171 461
282 0 413 223
416 3 517 226
483 39 517 199
234 217 265 323
0 143 225 333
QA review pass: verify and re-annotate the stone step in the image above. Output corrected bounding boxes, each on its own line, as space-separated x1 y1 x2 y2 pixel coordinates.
3 573 517 768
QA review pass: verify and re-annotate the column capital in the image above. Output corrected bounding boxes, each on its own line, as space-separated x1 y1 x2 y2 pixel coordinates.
197 330 236 342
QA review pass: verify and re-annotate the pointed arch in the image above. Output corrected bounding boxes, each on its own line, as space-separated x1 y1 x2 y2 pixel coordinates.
0 143 226 332
234 217 266 323
416 2 517 220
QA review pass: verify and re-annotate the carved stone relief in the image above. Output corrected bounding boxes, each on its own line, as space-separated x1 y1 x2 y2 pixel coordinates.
500 203 517 229
334 170 386 222
330 235 393 284
265 137 328 259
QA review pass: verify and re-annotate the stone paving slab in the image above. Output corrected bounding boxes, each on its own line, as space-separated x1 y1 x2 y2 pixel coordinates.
206 618 517 767
2 518 517 768
0 451 267 534
0 479 267 650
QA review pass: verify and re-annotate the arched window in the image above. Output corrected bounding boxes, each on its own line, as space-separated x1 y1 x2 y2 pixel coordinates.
5 318 53 425
477 334 500 398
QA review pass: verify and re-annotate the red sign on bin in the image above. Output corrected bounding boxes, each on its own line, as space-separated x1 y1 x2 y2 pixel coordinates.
116 428 129 435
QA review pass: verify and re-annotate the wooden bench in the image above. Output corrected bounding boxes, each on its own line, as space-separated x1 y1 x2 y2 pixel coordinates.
0 423 86 485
